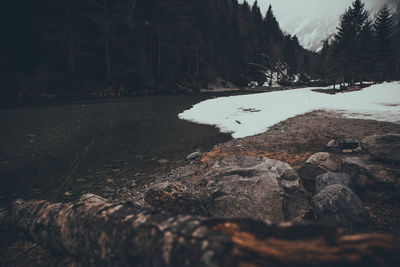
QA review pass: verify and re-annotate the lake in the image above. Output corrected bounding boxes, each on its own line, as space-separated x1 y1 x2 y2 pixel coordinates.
0 94 233 203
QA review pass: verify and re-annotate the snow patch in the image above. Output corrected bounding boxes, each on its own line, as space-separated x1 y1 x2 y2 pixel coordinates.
179 82 400 138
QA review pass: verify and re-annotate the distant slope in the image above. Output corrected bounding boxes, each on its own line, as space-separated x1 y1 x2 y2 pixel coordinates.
283 0 399 51
244 0 399 52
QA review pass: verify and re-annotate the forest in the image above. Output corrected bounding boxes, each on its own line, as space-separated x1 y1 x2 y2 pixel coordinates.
321 0 400 85
1 0 399 105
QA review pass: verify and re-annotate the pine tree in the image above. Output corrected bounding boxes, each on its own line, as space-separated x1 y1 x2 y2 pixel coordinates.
283 35 298 76
333 0 369 84
374 4 396 82
263 5 281 42
359 18 375 83
396 20 400 78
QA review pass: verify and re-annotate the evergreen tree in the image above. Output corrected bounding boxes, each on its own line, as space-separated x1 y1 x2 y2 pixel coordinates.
333 0 369 84
359 18 375 83
283 35 297 75
374 4 396 81
263 5 282 42
396 20 400 78
2 0 324 102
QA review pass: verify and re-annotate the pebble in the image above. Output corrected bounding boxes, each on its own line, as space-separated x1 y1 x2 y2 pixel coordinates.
64 192 73 197
75 178 86 183
106 179 114 183
186 151 202 160
158 159 169 164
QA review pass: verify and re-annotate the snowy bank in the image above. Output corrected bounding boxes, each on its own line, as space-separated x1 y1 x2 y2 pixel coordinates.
178 82 400 138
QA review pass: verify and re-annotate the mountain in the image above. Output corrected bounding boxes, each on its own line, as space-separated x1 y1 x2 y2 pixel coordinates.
283 16 338 52
244 0 399 51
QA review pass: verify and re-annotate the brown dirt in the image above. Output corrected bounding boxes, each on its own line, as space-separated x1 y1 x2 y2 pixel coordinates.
209 110 400 156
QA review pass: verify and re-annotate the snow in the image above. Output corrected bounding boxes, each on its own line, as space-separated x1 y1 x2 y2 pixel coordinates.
179 82 400 139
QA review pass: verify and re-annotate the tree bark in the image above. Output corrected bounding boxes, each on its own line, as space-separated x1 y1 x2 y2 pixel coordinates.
66 0 76 92
104 0 112 85
2 194 400 267
127 0 137 29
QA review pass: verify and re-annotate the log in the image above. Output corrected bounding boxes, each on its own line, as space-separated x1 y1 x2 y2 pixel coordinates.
2 194 400 267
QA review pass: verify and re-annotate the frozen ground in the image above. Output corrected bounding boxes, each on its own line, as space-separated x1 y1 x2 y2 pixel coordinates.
179 82 400 138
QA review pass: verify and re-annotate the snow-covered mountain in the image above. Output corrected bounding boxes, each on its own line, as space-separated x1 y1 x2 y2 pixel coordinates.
284 0 399 51
284 16 338 52
244 0 399 51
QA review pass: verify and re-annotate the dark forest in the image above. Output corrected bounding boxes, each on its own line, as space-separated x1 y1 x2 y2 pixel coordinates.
1 0 399 104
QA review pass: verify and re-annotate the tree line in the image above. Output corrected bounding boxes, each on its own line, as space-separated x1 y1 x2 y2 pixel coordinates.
320 0 400 85
1 0 398 105
1 0 318 104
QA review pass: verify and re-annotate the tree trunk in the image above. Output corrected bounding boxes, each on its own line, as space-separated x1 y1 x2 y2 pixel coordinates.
104 0 112 85
66 0 75 93
157 29 162 87
127 0 137 29
1 194 400 267
196 37 200 78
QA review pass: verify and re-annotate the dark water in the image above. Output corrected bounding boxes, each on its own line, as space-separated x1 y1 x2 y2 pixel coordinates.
0 95 232 202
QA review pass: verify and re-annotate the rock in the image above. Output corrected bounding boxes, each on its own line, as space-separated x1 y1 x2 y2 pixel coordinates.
312 185 370 229
64 192 73 197
326 138 360 153
362 134 400 163
298 152 342 193
326 139 341 152
339 138 359 150
186 151 201 160
106 178 114 183
326 138 359 153
316 172 353 193
158 159 169 164
341 156 400 199
183 155 310 223
144 182 212 216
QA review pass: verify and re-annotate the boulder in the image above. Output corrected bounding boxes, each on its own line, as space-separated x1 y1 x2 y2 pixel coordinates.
341 157 400 199
144 182 213 216
362 134 400 163
316 172 353 193
183 155 310 223
298 152 342 193
312 185 370 229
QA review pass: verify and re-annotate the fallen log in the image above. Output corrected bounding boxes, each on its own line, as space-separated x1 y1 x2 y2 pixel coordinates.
1 194 400 266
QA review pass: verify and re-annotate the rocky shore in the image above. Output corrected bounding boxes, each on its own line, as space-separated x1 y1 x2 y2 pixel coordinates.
1 110 400 266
